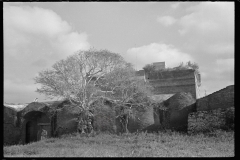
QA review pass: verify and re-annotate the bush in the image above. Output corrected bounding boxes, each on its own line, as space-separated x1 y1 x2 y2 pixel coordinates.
225 107 234 130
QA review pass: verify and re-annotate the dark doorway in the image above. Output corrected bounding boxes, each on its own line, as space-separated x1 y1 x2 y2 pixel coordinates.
26 121 38 143
24 111 50 144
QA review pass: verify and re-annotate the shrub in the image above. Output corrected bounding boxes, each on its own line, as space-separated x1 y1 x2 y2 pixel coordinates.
225 107 234 130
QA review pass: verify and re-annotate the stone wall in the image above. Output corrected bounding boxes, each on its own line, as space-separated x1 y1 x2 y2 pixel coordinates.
153 84 196 99
146 69 195 80
19 101 81 143
188 85 235 133
136 69 198 99
188 107 234 133
154 85 234 133
20 102 54 144
4 106 22 145
55 104 81 136
154 92 196 132
127 105 155 133
150 77 195 86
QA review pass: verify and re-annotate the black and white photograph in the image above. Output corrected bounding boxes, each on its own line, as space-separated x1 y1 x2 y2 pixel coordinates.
3 2 234 157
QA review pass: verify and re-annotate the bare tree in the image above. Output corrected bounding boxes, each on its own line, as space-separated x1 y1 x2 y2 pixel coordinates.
35 48 127 109
34 48 153 133
98 65 153 133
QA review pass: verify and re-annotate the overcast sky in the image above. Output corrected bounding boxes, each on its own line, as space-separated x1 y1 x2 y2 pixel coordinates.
4 2 234 103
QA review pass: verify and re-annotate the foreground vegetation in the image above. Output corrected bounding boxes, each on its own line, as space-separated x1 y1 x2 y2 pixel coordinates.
4 130 234 157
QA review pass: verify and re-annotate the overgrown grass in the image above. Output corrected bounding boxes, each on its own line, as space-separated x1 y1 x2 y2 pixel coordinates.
4 130 234 157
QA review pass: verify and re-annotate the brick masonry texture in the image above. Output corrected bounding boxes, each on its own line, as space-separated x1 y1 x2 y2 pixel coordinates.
145 69 198 99
153 85 196 99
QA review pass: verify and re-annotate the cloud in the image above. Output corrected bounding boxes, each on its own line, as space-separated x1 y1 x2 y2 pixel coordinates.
4 4 91 103
125 43 194 70
178 2 234 36
160 2 234 91
4 4 90 62
4 5 71 38
179 14 219 35
157 16 177 26
204 43 234 55
51 31 89 58
176 1 234 68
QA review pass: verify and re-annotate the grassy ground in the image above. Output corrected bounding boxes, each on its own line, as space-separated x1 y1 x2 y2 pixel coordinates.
4 130 234 157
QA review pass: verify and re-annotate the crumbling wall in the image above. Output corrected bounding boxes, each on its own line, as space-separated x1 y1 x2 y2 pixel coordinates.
127 105 155 133
153 85 197 99
4 106 21 145
188 85 235 133
21 102 51 117
155 92 196 132
20 102 53 144
146 69 197 99
188 107 234 133
147 69 195 80
55 104 81 136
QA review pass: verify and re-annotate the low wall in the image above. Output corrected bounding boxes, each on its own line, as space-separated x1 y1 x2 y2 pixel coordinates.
189 85 234 133
154 92 196 132
4 106 22 145
56 104 81 136
127 105 155 133
188 107 234 133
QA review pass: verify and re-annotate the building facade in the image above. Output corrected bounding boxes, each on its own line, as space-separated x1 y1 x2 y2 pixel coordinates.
136 62 201 99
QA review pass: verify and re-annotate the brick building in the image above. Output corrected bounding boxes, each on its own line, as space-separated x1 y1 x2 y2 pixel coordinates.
136 62 201 100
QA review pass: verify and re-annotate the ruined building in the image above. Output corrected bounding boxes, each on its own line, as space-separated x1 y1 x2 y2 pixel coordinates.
4 61 234 145
136 62 201 100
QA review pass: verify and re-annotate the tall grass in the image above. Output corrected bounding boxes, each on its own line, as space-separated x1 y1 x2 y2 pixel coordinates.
4 130 234 157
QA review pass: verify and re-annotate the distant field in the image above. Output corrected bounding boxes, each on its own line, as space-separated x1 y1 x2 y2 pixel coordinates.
4 130 234 157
